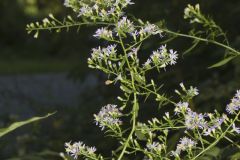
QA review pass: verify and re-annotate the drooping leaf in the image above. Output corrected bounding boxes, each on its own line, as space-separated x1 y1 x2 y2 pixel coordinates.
208 56 236 68
0 112 55 138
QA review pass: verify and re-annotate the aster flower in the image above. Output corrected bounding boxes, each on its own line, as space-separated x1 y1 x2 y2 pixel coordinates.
64 0 70 7
107 7 116 15
89 45 117 61
139 23 162 36
226 90 240 114
127 48 138 57
87 146 97 154
93 4 99 11
131 30 139 40
65 141 97 159
143 59 152 68
188 86 199 96
148 45 179 68
117 17 135 34
125 0 135 5
203 117 224 136
171 137 197 157
94 27 113 39
146 142 163 153
65 141 81 159
78 5 93 17
179 137 197 149
236 90 240 98
150 46 166 63
232 123 240 134
94 104 122 130
174 102 189 114
169 49 178 65
185 109 207 130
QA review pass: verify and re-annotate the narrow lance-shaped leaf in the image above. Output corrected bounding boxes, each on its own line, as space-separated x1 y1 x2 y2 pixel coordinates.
208 56 236 69
0 112 55 138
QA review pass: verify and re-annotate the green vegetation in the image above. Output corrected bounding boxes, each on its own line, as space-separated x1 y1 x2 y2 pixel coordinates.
0 59 81 74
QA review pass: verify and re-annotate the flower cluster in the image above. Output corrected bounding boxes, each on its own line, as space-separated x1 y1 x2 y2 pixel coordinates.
143 45 178 69
65 141 97 159
117 17 135 34
185 109 207 130
174 101 226 135
203 117 225 136
171 137 197 157
94 104 122 130
226 90 240 114
64 0 134 21
88 45 119 70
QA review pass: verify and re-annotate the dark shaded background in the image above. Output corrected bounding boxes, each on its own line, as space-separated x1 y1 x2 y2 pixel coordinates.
0 0 240 159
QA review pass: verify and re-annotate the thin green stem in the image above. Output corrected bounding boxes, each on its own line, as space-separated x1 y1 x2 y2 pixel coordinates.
117 93 138 160
160 28 240 55
27 21 114 31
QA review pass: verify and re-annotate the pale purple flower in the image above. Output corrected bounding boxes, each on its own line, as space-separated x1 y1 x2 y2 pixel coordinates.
146 142 163 153
78 6 93 17
87 147 97 154
94 27 113 39
171 137 197 157
64 0 70 7
203 127 215 136
131 30 139 39
65 141 85 159
174 102 189 114
143 59 152 68
117 17 135 33
232 123 240 134
139 23 161 36
169 49 178 65
90 45 117 61
188 86 199 96
236 90 240 98
108 7 116 15
203 117 224 136
105 44 117 56
185 109 207 130
226 90 240 114
125 0 135 5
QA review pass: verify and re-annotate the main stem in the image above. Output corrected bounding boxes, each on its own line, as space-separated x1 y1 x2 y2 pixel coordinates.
117 93 138 160
117 33 138 160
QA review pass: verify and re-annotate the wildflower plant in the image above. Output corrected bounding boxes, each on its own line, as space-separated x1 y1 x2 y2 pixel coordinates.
27 0 240 159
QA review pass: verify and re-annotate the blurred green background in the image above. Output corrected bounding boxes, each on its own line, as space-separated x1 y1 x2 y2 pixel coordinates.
0 0 240 159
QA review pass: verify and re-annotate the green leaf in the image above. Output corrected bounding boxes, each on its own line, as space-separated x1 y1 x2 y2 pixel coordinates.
0 112 55 138
208 56 236 68
230 152 240 160
135 130 148 141
204 147 221 158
